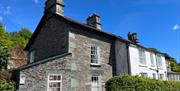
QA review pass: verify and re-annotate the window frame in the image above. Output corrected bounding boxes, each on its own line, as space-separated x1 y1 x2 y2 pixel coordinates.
91 75 101 91
140 72 148 77
152 73 156 80
47 74 62 91
156 55 163 68
29 50 35 64
150 53 155 67
90 45 100 66
159 74 164 80
139 48 146 66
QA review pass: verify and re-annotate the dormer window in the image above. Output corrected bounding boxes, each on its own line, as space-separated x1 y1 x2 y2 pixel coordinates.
29 51 35 63
90 45 100 65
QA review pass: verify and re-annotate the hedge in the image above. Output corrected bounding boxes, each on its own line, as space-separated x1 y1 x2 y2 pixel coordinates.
106 76 180 91
0 80 15 91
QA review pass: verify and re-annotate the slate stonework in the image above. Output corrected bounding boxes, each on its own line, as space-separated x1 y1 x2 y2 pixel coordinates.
29 15 69 62
18 55 72 91
18 16 115 91
16 0 129 90
68 26 114 91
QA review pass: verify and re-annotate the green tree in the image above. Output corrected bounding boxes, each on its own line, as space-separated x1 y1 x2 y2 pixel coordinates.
8 28 32 47
0 23 13 49
0 23 12 70
19 28 32 40
165 53 180 72
0 47 9 70
0 22 32 70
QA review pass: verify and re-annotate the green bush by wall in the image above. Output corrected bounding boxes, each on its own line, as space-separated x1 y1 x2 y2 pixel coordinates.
0 80 15 91
106 76 180 91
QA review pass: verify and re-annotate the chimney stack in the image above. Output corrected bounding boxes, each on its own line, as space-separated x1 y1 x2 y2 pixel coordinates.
87 13 102 30
128 32 139 43
45 0 64 16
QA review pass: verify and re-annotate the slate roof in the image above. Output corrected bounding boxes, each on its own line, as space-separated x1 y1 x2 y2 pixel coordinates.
25 13 165 55
15 53 71 70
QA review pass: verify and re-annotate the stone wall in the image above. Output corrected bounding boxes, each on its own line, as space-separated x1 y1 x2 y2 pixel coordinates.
8 46 27 69
18 55 72 91
29 15 69 62
68 26 114 91
22 14 115 91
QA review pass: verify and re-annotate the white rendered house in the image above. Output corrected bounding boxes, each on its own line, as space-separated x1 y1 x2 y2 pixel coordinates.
128 44 167 80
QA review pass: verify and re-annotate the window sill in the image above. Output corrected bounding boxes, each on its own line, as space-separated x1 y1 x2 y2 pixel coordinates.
90 64 101 67
149 68 157 71
139 64 148 67
158 67 164 70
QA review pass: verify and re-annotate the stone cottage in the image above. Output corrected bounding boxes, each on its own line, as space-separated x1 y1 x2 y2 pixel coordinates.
14 0 167 91
14 0 129 91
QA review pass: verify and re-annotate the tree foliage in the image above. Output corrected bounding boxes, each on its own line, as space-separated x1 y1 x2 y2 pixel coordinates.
0 22 32 70
0 23 13 49
0 23 12 70
0 47 9 70
0 80 15 91
165 54 180 72
8 28 32 47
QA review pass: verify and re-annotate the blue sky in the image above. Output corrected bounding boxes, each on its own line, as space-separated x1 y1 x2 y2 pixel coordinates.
0 0 180 61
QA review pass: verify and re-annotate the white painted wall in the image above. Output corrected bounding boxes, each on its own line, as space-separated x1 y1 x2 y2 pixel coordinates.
129 44 167 80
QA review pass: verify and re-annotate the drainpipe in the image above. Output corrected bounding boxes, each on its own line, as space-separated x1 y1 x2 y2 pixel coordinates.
126 43 131 75
165 72 168 80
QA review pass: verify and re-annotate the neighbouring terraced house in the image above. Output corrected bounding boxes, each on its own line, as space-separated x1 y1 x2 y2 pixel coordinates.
13 0 168 91
166 59 180 81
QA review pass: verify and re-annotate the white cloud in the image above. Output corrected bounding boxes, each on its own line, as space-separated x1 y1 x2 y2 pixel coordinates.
4 6 11 15
0 16 3 21
34 0 39 4
173 24 180 31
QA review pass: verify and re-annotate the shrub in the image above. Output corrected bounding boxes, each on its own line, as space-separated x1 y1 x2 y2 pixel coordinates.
0 70 12 81
106 75 180 91
0 80 15 91
0 70 15 90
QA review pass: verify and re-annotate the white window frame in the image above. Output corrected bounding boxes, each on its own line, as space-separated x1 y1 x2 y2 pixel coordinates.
47 74 62 91
139 48 146 65
159 74 164 80
90 45 100 65
29 51 35 63
150 53 155 67
140 72 148 77
152 73 156 80
91 75 101 91
156 55 163 68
